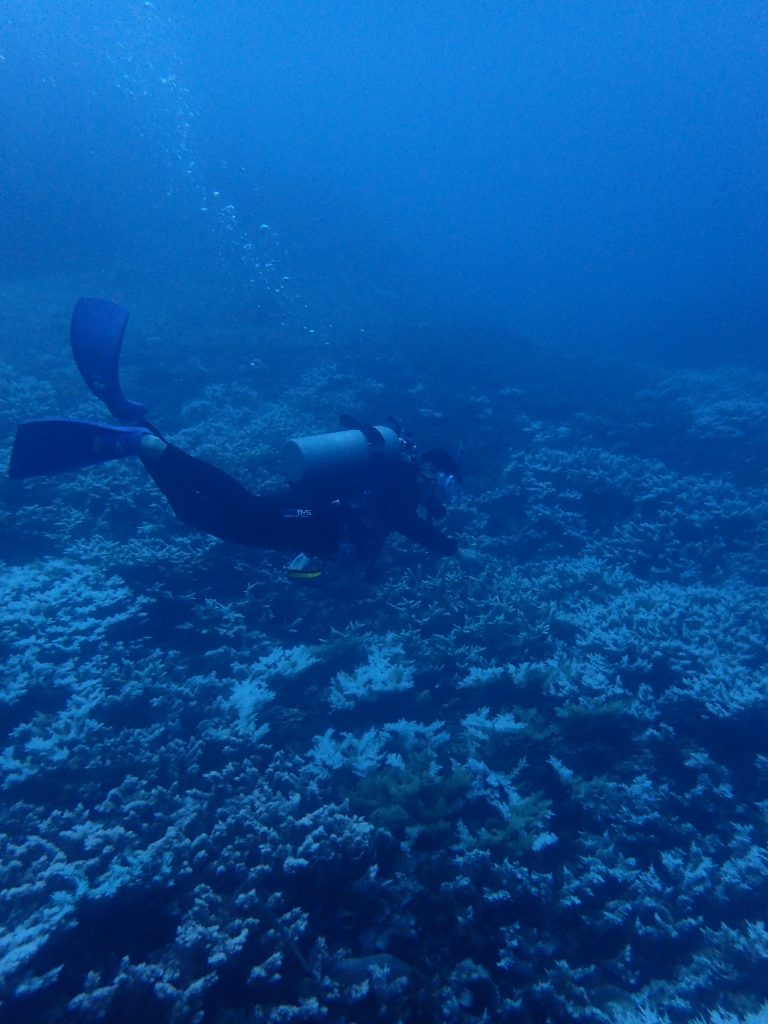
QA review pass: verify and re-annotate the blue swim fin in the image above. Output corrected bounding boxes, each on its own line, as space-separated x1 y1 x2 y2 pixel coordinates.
8 419 148 479
70 297 147 422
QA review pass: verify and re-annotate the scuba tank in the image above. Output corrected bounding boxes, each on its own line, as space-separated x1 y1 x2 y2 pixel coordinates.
282 425 402 485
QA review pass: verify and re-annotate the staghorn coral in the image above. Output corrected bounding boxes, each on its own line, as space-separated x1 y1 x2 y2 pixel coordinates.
3 295 768 1022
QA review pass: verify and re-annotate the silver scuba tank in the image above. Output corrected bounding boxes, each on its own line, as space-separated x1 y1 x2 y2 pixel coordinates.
282 425 401 485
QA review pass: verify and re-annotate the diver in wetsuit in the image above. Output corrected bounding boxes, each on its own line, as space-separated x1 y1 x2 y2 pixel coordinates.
8 298 461 579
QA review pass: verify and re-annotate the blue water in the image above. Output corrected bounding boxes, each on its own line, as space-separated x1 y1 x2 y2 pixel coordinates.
1 3 768 1022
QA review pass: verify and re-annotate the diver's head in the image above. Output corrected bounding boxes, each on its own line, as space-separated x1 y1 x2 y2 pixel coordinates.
417 448 462 520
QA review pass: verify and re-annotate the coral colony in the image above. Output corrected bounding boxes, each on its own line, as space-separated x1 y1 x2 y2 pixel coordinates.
2 330 768 1023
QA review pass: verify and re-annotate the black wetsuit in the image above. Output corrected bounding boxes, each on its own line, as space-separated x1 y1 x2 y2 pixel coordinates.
142 444 457 567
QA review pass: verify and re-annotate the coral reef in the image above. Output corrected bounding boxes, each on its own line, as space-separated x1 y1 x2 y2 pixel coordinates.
2 295 768 1022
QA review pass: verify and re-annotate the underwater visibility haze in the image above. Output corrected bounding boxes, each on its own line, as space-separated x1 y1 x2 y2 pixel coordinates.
1 2 768 1021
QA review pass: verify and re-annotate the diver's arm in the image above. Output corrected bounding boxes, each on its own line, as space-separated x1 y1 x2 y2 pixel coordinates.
394 511 458 555
383 463 458 555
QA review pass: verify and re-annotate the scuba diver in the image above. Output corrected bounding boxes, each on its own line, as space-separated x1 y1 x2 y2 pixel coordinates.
9 298 462 580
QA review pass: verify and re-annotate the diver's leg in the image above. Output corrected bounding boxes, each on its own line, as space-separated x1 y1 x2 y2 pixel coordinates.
140 441 275 545
140 439 343 554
